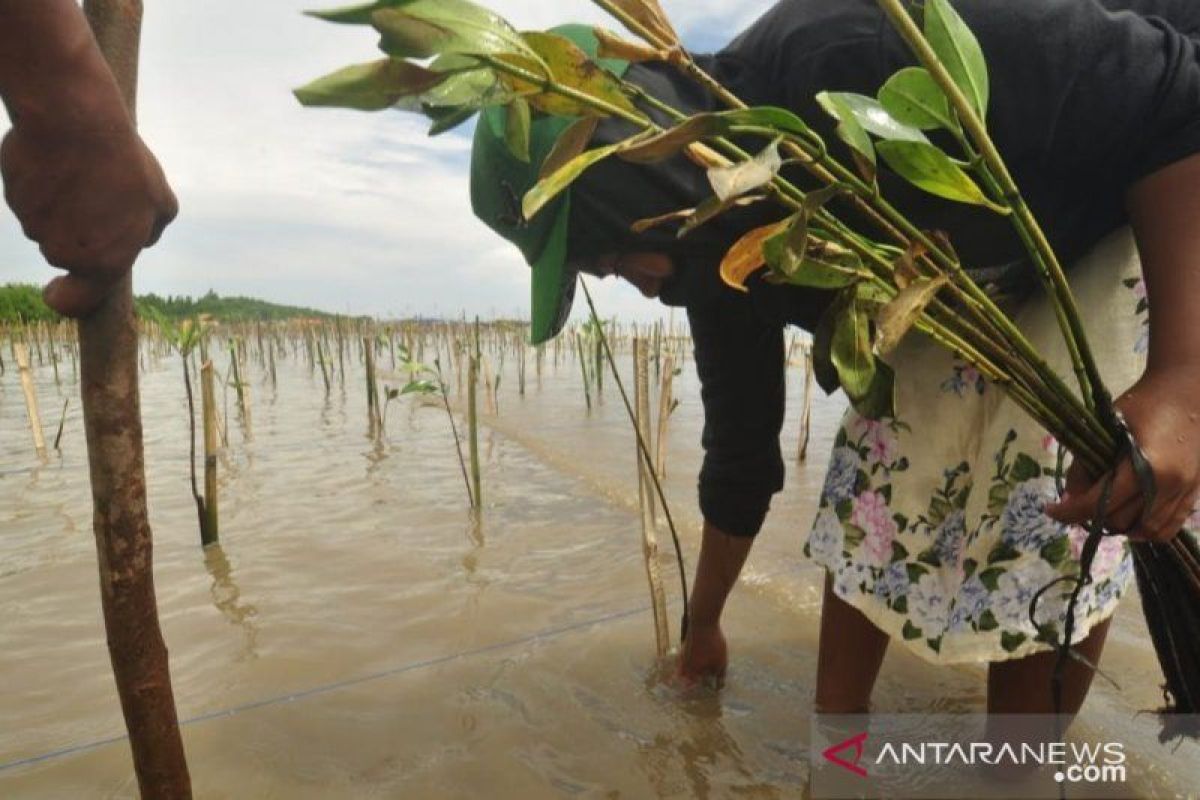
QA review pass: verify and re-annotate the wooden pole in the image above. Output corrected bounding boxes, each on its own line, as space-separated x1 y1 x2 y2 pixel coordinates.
78 1 192 795
15 342 47 458
200 360 219 547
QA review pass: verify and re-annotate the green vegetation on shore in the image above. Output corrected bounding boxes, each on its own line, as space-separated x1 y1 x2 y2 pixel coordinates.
0 284 333 324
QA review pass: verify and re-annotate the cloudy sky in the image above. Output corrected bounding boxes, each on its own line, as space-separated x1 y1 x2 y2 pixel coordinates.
0 0 776 321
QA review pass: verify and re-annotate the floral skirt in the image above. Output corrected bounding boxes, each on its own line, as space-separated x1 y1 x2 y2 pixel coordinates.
802 227 1168 664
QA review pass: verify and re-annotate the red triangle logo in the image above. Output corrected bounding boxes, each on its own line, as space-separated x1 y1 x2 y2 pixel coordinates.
822 731 869 777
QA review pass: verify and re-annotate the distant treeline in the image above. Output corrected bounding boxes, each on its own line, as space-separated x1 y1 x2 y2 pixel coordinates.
0 284 334 324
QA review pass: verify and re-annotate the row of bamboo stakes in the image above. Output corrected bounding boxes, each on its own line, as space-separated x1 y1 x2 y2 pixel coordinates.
1 312 815 793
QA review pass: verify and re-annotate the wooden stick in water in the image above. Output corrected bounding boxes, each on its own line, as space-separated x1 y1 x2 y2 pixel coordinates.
200 360 220 546
635 338 670 657
15 342 47 458
654 353 675 480
798 342 814 463
77 1 192 792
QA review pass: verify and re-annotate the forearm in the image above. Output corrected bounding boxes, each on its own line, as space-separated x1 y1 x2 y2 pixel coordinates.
689 520 754 627
1128 152 1200 375
0 0 128 130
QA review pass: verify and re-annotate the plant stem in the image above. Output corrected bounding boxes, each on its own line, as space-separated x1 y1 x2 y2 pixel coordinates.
873 0 1105 414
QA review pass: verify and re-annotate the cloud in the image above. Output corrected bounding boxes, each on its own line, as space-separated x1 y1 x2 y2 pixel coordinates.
0 0 777 325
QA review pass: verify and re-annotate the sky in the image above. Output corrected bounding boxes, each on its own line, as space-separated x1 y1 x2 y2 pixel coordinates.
0 0 778 322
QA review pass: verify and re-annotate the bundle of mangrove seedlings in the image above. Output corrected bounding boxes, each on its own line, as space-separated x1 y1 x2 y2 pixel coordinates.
295 0 1200 730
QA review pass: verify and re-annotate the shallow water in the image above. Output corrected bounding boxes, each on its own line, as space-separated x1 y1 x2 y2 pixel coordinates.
1 333 1196 798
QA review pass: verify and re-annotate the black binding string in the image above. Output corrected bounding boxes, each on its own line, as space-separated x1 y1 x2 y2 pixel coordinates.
1030 400 1157 797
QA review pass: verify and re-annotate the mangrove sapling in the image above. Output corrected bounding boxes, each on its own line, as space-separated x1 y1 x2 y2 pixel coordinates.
52 398 69 452
573 279 690 645
147 311 215 544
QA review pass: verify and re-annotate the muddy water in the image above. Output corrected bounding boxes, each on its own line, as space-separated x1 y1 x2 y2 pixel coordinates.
1 336 1196 798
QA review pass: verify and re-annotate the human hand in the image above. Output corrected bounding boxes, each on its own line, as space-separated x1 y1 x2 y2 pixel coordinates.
676 623 727 687
1045 370 1200 543
1 80 176 317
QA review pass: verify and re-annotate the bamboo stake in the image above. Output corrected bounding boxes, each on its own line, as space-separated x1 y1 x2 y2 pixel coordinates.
798 342 814 463
199 360 219 546
654 353 675 480
468 320 482 512
78 1 192 794
634 338 670 657
15 342 47 458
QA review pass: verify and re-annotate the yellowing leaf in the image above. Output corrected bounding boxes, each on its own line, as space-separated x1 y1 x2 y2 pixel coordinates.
608 0 680 48
619 114 722 163
539 116 600 179
498 31 638 117
719 220 787 292
875 276 948 355
523 143 624 220
593 27 668 62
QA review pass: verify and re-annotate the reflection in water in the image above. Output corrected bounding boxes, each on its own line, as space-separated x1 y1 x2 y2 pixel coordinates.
639 680 761 800
203 544 259 661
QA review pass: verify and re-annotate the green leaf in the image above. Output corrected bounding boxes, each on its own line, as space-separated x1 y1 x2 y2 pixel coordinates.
902 620 923 640
367 1 541 68
501 31 638 117
874 276 947 355
849 359 895 420
503 98 531 162
924 0 989 119
719 106 817 139
293 58 448 111
831 296 875 399
816 92 876 181
400 379 439 395
876 140 997 208
878 67 957 131
844 524 867 548
707 140 782 202
522 142 625 220
424 104 478 135
978 609 999 631
812 308 841 396
891 541 909 561
819 92 927 143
